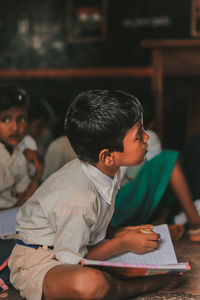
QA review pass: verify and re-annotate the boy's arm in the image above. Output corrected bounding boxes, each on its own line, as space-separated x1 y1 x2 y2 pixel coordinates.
86 226 160 261
16 149 43 206
16 172 42 206
106 224 154 239
23 149 43 175
0 162 15 190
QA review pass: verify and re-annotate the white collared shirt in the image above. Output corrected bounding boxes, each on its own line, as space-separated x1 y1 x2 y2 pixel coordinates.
16 158 121 264
0 142 31 208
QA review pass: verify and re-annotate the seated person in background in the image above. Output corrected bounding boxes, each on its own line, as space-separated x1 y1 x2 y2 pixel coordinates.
19 96 55 179
173 134 200 227
42 135 76 181
0 85 43 210
19 132 40 179
180 133 200 201
9 90 179 300
25 96 55 158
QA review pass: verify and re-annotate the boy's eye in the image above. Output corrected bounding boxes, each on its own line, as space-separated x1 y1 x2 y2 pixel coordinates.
1 117 10 123
18 116 27 123
17 114 28 123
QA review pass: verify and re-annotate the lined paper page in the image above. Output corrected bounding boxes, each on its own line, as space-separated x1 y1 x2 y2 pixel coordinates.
107 224 177 265
0 207 19 237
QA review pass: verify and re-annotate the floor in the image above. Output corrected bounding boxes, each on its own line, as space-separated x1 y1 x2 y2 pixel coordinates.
1 237 200 300
133 237 200 300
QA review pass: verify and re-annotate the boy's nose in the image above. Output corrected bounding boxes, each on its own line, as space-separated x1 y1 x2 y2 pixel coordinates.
11 120 19 132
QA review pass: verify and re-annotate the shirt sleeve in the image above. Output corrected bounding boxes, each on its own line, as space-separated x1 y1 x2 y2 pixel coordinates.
52 203 97 264
42 137 76 181
0 162 15 190
42 142 65 180
15 173 31 193
0 162 18 208
19 135 38 151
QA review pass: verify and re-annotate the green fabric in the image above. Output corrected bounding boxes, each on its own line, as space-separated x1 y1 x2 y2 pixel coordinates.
110 150 179 227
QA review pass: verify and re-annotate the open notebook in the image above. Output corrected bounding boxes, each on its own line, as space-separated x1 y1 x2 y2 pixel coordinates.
81 224 190 278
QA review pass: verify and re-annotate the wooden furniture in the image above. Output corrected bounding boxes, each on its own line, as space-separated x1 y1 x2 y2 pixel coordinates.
0 67 152 79
141 39 200 143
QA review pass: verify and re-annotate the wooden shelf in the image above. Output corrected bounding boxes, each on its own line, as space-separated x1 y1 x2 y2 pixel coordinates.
141 39 200 48
141 39 200 143
0 67 153 79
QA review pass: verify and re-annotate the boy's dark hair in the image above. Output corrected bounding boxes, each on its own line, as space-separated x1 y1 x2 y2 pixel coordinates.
0 85 29 111
65 89 143 164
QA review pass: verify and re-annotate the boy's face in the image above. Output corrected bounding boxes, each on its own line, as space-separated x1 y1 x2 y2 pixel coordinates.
113 118 149 167
0 107 28 148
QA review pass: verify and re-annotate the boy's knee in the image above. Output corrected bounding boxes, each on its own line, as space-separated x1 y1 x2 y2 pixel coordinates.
73 267 111 299
43 267 111 300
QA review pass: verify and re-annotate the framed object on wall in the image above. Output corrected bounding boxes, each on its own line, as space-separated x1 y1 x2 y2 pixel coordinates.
66 0 107 43
191 0 200 37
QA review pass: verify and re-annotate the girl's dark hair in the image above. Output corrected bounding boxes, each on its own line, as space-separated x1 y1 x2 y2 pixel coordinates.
65 89 143 164
0 85 29 111
28 97 54 122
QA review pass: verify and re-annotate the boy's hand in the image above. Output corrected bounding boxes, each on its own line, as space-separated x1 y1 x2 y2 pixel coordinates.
23 149 43 175
16 150 44 207
87 225 160 261
111 224 154 238
118 226 160 254
15 191 27 207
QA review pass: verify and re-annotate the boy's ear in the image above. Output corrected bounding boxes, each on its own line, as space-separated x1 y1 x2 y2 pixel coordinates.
99 149 114 166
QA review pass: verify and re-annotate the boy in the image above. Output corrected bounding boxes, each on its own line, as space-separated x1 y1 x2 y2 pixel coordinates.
9 90 179 300
0 85 43 209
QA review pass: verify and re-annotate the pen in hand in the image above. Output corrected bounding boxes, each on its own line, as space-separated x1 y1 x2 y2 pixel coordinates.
140 228 161 243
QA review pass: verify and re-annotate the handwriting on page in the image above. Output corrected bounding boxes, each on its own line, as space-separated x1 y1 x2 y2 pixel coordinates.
106 224 177 265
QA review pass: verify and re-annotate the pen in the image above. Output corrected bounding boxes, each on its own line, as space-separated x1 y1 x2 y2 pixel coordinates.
141 229 152 234
141 229 161 242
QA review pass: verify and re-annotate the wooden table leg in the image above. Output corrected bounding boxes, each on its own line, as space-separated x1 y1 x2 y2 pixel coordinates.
151 49 164 144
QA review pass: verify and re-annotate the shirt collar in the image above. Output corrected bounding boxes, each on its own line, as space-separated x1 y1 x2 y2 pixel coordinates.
80 160 121 205
0 142 19 155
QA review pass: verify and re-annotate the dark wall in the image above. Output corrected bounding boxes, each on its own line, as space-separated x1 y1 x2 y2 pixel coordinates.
0 0 193 149
0 0 192 69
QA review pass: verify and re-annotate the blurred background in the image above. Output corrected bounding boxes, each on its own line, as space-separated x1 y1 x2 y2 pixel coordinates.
0 0 200 150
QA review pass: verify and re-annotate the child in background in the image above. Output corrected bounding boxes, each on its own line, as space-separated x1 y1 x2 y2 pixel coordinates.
9 90 180 300
180 133 200 200
19 96 54 179
25 97 55 158
42 135 76 181
0 85 43 209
